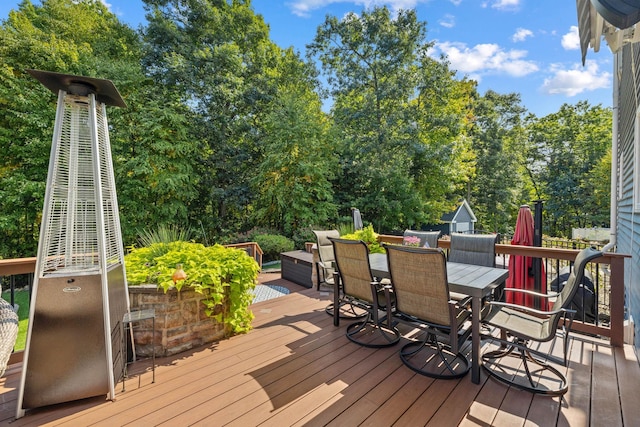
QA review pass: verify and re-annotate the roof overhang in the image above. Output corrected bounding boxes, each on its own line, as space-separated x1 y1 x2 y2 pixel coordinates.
577 0 640 64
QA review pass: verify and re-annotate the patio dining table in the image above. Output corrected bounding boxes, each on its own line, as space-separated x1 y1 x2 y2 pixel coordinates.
368 252 509 384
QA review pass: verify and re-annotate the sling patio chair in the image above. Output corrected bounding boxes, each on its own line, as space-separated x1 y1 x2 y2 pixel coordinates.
331 238 400 348
402 230 441 248
312 229 340 291
480 246 602 395
448 233 500 303
313 230 366 320
385 245 472 379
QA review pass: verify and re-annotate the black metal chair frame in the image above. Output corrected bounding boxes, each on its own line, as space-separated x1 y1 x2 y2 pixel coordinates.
331 238 400 348
480 246 602 396
385 245 472 379
313 230 368 321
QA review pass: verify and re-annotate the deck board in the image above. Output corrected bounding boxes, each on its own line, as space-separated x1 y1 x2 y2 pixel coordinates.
1 274 638 426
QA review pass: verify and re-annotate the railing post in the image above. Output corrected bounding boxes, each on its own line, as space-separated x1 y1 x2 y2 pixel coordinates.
609 255 625 347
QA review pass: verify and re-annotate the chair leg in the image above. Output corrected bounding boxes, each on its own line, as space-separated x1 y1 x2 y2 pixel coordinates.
400 332 470 379
345 312 400 348
481 337 569 396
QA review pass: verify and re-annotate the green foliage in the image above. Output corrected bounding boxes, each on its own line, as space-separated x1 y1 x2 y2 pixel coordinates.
0 1 613 256
524 101 612 237
467 91 527 233
125 241 259 334
252 234 294 262
340 224 385 254
137 225 193 248
143 0 281 237
290 226 317 250
307 6 469 232
251 50 338 235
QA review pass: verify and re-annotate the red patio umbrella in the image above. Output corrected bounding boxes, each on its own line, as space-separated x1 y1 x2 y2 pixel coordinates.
505 205 546 307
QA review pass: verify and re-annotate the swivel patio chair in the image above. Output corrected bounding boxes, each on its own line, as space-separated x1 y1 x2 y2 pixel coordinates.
402 230 441 248
331 238 400 348
313 230 366 320
480 246 602 395
448 233 497 267
385 245 472 379
448 233 500 302
312 229 340 291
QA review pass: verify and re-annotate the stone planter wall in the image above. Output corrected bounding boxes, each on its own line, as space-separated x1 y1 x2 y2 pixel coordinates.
127 285 228 358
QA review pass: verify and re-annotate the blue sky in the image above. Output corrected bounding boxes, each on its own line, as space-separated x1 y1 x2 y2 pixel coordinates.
0 0 613 117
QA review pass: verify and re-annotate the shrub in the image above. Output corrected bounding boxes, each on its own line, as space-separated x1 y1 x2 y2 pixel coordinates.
291 226 317 250
340 224 385 254
124 241 259 334
253 234 294 261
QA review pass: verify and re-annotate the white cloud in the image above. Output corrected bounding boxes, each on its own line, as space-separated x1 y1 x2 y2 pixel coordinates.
562 26 580 50
432 41 538 81
288 0 430 17
491 0 521 11
512 28 533 42
449 0 462 5
541 61 611 96
439 14 455 28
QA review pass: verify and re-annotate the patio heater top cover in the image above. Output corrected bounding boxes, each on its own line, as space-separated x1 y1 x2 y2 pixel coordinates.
27 69 127 108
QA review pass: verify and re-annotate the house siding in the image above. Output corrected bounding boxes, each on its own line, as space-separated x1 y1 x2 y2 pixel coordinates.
618 44 640 349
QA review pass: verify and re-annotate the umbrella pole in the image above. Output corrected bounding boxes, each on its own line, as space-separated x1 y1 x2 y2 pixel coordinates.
533 200 544 309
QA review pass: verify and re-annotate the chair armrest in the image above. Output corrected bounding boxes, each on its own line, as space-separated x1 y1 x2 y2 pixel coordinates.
503 287 560 299
486 301 568 317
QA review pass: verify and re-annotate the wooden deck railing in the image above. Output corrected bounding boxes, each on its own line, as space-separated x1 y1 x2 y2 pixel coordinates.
377 234 629 347
0 238 629 350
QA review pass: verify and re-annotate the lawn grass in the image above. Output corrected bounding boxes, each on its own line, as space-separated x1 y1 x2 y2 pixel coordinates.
2 290 29 351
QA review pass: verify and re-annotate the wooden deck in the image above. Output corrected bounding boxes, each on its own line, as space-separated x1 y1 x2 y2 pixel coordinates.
1 273 639 426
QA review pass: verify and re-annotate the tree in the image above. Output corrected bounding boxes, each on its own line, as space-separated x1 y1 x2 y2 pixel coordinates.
467 90 526 233
0 0 143 256
524 101 612 237
308 7 469 232
142 0 280 237
251 49 337 235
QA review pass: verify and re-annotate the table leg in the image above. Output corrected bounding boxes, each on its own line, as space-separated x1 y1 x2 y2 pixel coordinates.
471 296 481 384
333 272 340 327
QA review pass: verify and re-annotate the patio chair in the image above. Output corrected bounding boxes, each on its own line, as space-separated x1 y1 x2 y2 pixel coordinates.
402 230 441 248
448 233 500 302
0 298 18 377
314 230 365 320
448 233 497 267
312 229 340 291
385 245 472 378
331 238 400 348
480 246 602 395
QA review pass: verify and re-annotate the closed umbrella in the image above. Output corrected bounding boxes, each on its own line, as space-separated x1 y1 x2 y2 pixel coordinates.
506 205 546 307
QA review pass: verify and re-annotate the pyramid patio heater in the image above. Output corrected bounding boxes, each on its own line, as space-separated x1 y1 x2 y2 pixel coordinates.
16 70 129 418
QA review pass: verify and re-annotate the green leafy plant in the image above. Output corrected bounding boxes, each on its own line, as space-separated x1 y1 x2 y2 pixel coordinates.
125 241 259 334
340 224 385 253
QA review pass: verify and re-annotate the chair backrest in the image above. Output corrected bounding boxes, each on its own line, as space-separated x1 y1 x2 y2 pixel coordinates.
448 233 497 267
331 238 374 303
550 247 602 316
313 229 340 266
386 245 451 326
403 230 441 248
